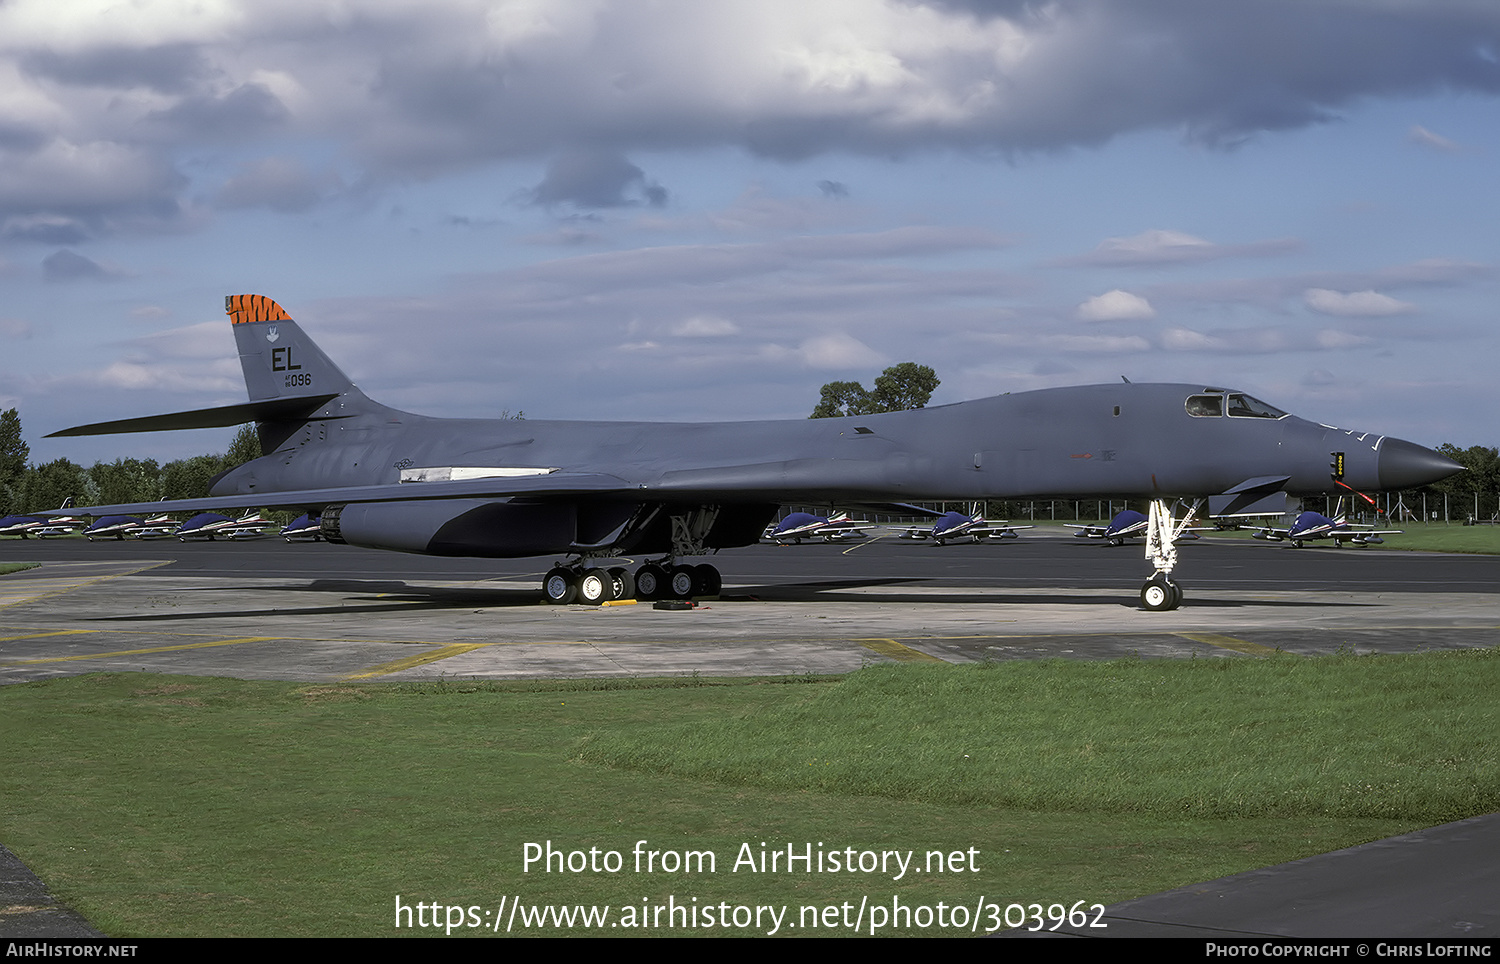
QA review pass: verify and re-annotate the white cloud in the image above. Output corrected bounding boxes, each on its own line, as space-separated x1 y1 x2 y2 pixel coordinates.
669 315 740 337
1077 289 1155 321
1408 125 1461 152
3 0 1499 239
1087 230 1213 264
798 332 885 369
1303 288 1415 317
1066 229 1298 267
1159 327 1221 351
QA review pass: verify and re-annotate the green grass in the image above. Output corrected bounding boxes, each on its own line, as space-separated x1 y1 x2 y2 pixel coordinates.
1 655 1495 937
0 562 39 575
582 652 1499 821
1371 522 1500 554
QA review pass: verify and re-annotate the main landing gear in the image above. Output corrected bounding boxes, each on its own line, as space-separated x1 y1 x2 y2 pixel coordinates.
1139 498 1199 612
541 560 722 605
541 504 727 606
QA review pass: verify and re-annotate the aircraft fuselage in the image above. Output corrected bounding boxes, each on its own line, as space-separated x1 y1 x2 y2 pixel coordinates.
211 383 1421 506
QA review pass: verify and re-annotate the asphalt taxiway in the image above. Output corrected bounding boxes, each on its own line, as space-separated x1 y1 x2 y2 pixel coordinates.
1 532 1497 684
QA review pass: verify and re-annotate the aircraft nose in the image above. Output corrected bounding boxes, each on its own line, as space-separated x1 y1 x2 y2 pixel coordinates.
1378 438 1463 490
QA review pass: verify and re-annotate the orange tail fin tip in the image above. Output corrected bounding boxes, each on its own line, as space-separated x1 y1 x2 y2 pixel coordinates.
225 294 291 325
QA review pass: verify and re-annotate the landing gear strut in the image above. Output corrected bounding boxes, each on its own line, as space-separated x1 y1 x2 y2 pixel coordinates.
539 506 725 605
1140 498 1199 611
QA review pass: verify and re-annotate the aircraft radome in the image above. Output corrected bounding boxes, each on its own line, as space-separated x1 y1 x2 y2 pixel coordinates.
49 295 1462 611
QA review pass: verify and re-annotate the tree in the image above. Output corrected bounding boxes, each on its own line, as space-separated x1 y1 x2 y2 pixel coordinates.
870 362 940 413
225 424 262 468
162 455 226 501
810 380 874 418
1431 444 1500 520
89 458 163 506
0 408 26 514
19 458 88 512
0 409 26 486
810 364 939 418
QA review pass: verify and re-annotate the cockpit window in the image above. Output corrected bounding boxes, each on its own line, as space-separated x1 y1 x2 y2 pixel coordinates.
1185 394 1223 417
1226 394 1288 419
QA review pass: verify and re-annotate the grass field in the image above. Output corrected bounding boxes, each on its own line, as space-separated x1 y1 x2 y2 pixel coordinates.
2 650 1496 937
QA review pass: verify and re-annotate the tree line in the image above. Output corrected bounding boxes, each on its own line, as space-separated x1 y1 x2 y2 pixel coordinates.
0 409 261 516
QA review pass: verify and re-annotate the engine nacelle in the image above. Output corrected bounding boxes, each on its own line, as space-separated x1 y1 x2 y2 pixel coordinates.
320 499 630 557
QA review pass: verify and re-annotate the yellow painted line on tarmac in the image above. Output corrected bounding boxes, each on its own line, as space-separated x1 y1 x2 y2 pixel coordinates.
345 643 491 679
1176 632 1283 657
841 535 888 554
854 637 946 662
0 630 93 643
1 636 282 665
0 560 174 610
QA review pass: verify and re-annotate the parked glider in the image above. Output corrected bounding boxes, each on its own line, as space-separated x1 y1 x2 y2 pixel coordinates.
1252 501 1402 548
895 511 1032 544
175 511 280 541
26 500 87 538
0 514 47 538
47 295 1461 610
764 512 878 543
281 512 323 542
1068 509 1207 546
84 515 145 540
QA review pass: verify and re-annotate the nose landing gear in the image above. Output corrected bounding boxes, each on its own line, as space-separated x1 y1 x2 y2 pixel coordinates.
1140 498 1199 611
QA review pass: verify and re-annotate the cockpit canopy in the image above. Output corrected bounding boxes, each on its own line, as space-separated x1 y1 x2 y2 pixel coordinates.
1185 390 1287 419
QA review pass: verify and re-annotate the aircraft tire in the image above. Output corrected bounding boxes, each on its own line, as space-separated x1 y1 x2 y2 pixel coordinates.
635 563 667 600
693 564 721 597
668 565 699 599
543 567 578 605
578 568 615 605
608 567 635 601
1140 574 1181 612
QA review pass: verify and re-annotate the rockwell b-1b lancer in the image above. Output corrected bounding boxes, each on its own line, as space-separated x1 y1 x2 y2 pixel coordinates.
48 295 1462 610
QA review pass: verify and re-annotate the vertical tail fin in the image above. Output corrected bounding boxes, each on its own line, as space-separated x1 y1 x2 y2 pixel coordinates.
227 295 361 404
225 294 392 451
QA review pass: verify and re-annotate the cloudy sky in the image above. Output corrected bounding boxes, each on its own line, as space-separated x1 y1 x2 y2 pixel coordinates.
3 0 1497 464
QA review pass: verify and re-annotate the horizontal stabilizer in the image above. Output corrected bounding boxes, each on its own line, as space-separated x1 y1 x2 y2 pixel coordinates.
46 394 341 437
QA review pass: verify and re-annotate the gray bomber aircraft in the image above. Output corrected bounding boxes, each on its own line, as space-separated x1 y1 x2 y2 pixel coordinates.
49 294 1461 610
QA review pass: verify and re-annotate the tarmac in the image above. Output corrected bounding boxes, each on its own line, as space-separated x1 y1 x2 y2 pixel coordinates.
1 533 1496 938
